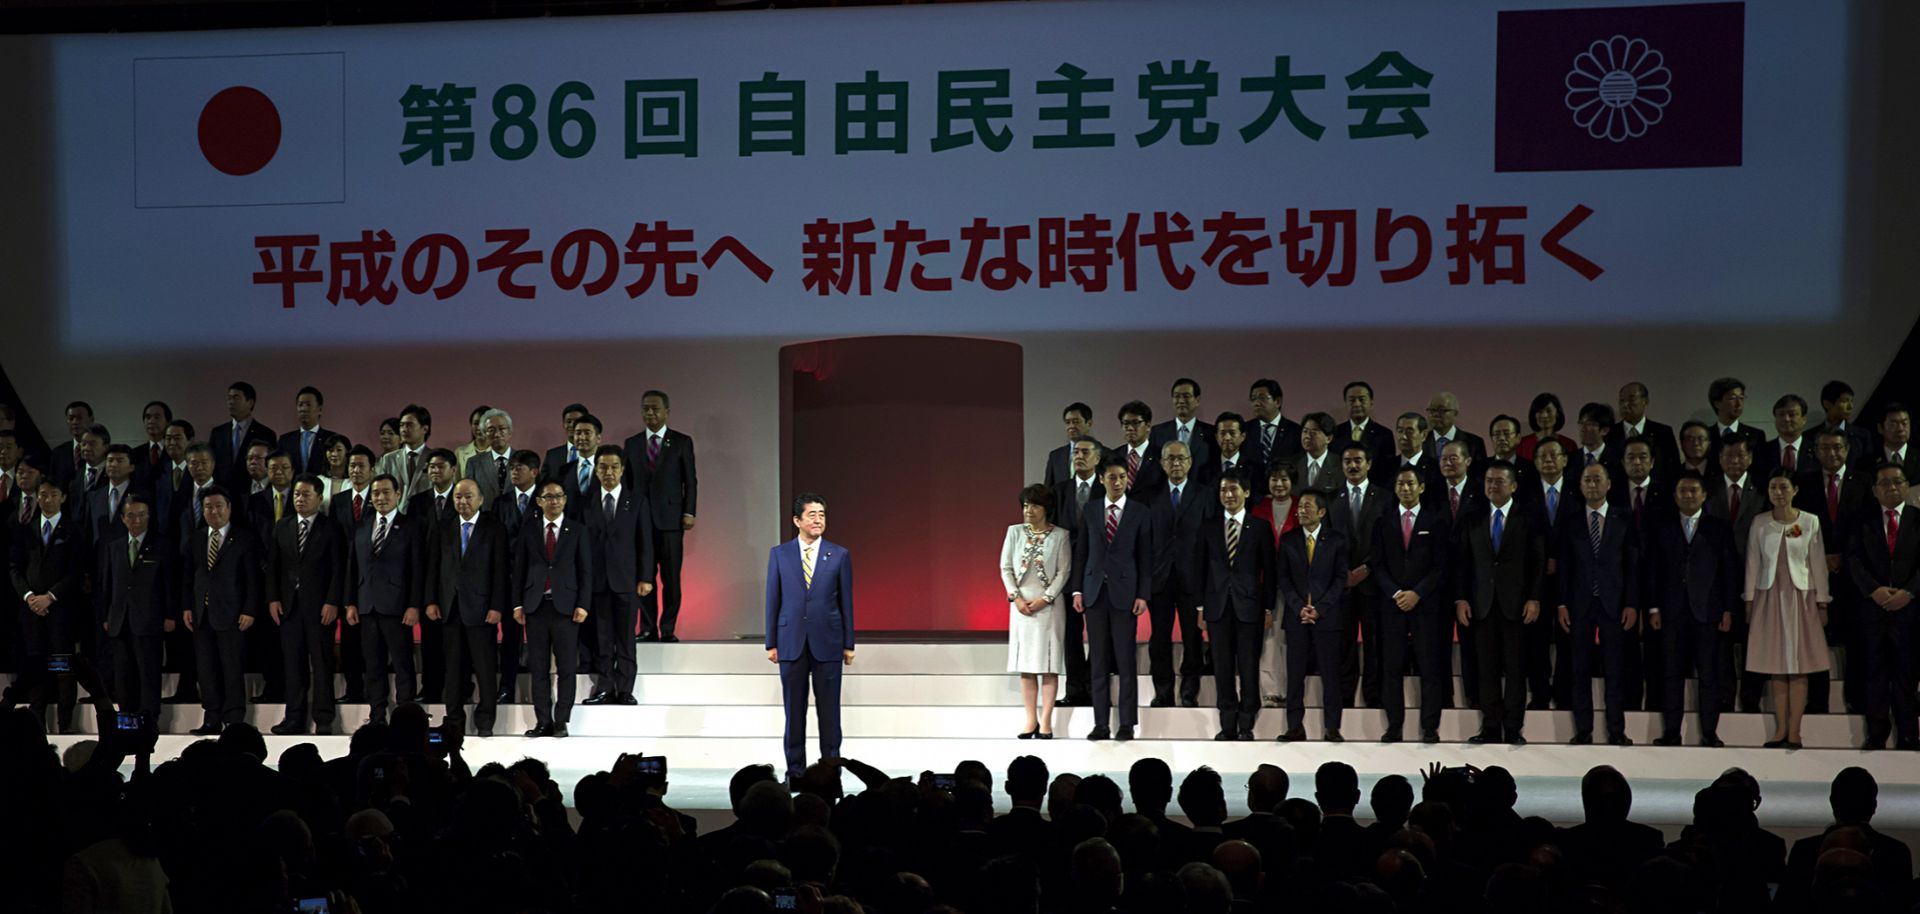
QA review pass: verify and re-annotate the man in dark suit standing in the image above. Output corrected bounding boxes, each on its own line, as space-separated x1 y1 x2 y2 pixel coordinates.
403 448 461 700
182 486 260 735
1708 435 1768 712
1197 472 1275 741
327 445 378 703
95 494 173 723
1876 404 1920 485
1199 412 1263 507
1454 461 1547 745
152 419 193 534
1812 381 1874 473
1437 439 1485 710
1425 392 1486 463
211 382 277 494
1436 440 1484 525
1071 459 1153 741
579 446 654 706
265 475 345 735
48 401 93 491
1755 394 1820 481
764 492 854 781
491 449 542 704
86 443 144 546
1609 382 1681 476
244 450 296 704
1521 437 1581 710
66 425 109 518
1848 464 1920 750
1800 429 1871 713
1278 489 1347 742
1373 466 1450 744
1573 403 1626 481
1150 379 1215 468
13 478 86 731
277 386 336 476
1704 377 1768 472
1147 441 1210 708
1646 472 1740 746
1114 401 1165 497
1327 443 1390 708
247 450 296 545
514 480 592 738
1282 412 1340 496
540 403 592 486
623 390 698 643
1042 402 1103 496
344 474 425 726
1555 464 1641 746
1244 379 1300 471
1053 439 1102 708
1390 412 1445 494
427 479 510 736
1614 436 1669 710
1335 383 1398 488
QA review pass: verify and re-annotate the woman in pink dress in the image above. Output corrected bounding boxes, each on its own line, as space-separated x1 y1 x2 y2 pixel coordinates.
1743 467 1830 749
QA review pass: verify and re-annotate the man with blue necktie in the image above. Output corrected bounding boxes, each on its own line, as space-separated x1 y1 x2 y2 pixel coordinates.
276 386 336 476
541 403 592 484
765 493 855 786
428 479 510 736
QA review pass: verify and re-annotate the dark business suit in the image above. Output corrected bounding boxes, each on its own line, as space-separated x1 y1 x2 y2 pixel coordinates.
1334 420 1398 487
66 465 106 532
1453 502 1547 739
1848 505 1920 747
1372 504 1450 736
1072 496 1153 731
245 486 297 699
86 482 143 546
624 427 697 639
1808 420 1874 473
346 512 426 724
580 485 654 699
1115 444 1166 498
1198 511 1276 734
1198 454 1266 508
1427 428 1487 464
12 512 87 723
1149 420 1215 469
1608 420 1680 481
96 531 174 721
1148 480 1211 705
1754 437 1820 482
428 512 510 732
49 439 81 490
185 523 262 728
1280 451 1338 502
210 419 277 494
1278 526 1347 733
1438 479 1487 708
1644 512 1740 742
1521 478 1583 709
405 489 458 700
1707 473 1768 711
327 486 372 700
1327 480 1390 707
514 514 592 727
1555 503 1640 739
542 443 584 491
1054 473 1102 704
266 512 345 730
1879 445 1920 489
491 488 539 700
1798 466 1871 712
1246 416 1302 472
764 537 854 778
277 425 337 476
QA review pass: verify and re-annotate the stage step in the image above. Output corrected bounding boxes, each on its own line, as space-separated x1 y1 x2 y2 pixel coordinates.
37 702 1877 749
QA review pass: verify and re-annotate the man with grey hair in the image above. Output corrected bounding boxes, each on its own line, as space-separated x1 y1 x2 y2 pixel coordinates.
463 408 515 503
1149 439 1210 707
1426 391 1486 462
1071 838 1125 914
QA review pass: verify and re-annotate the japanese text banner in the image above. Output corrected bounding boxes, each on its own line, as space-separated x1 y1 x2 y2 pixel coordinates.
50 0 1848 347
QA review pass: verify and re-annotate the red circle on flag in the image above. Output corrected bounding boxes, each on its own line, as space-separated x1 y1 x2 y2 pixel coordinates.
197 86 281 176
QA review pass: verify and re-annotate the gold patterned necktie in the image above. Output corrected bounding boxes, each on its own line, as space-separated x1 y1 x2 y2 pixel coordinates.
802 544 815 589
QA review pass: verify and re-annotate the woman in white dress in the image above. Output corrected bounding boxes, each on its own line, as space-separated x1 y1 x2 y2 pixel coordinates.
1744 468 1830 749
1002 484 1069 739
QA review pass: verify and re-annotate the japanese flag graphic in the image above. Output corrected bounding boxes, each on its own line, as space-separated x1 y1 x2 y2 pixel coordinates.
134 52 345 207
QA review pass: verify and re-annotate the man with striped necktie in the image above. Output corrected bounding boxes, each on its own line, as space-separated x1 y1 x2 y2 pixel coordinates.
183 486 259 735
344 474 425 726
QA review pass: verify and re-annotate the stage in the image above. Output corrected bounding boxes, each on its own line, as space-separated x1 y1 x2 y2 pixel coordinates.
25 640 1920 838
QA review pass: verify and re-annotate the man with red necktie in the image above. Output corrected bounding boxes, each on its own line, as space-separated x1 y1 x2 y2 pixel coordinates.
1848 464 1920 749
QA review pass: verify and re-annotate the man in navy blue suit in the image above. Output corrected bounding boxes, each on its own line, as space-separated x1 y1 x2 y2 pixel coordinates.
1072 459 1153 742
765 492 855 785
1554 464 1641 746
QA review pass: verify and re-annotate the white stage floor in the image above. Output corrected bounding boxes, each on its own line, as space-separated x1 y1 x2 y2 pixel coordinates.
25 640 1920 834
